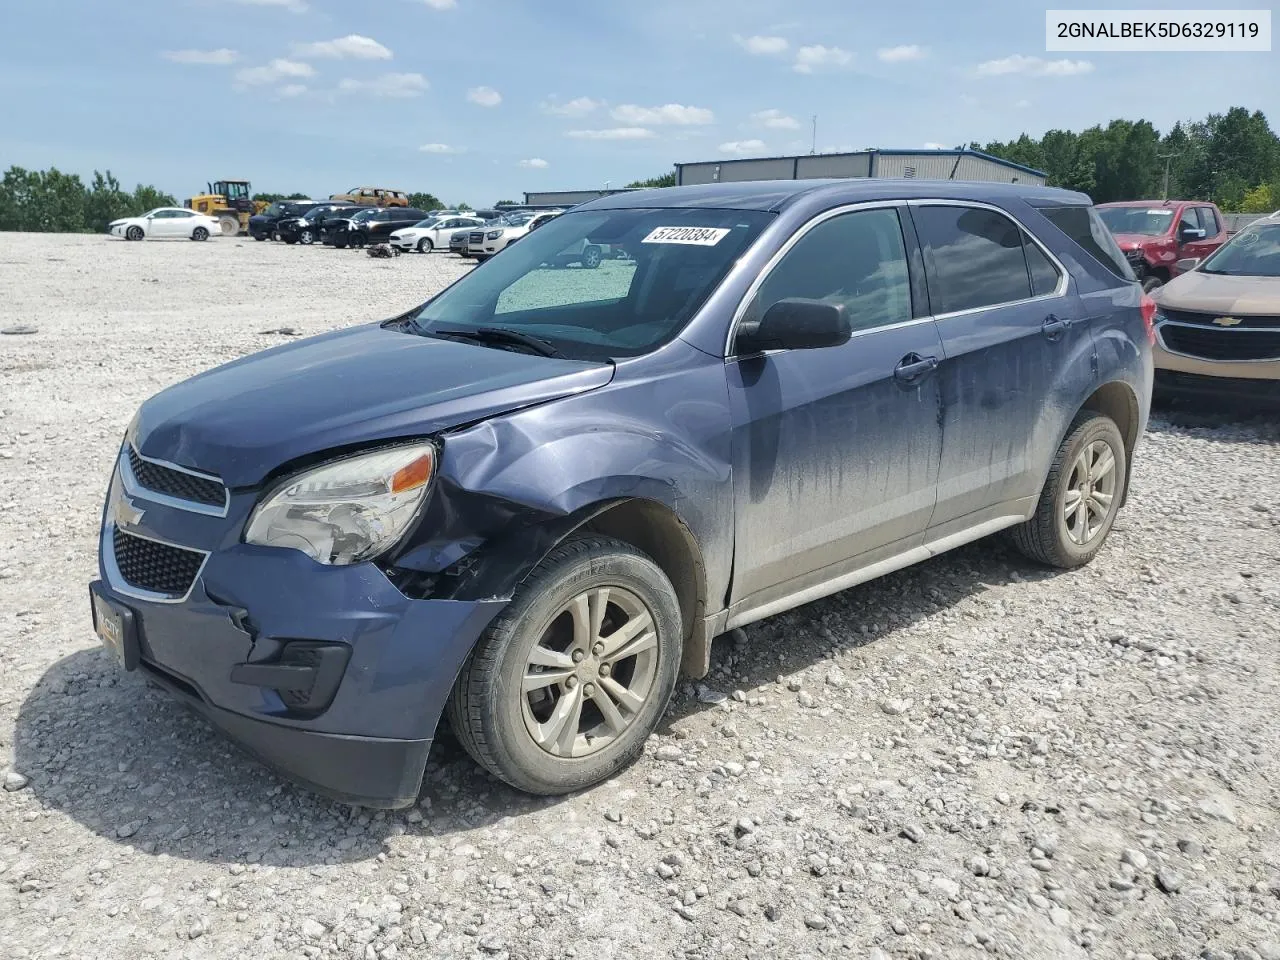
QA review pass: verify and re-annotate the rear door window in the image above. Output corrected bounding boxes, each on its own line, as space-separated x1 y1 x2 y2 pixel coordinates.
913 205 1032 314
1023 232 1062 297
1040 206 1136 282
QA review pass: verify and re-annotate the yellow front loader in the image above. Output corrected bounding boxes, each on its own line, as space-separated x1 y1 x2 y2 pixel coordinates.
186 180 268 236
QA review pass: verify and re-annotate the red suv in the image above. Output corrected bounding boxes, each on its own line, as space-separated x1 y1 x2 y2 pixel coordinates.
1095 200 1228 292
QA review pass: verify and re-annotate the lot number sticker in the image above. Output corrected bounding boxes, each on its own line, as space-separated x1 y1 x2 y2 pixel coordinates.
642 226 730 246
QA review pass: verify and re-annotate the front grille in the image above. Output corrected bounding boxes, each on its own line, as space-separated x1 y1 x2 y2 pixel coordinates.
127 447 225 508
1161 308 1280 329
468 232 484 244
112 528 205 598
1160 324 1280 362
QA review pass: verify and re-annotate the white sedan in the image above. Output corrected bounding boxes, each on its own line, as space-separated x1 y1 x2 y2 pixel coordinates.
390 215 485 253
108 207 222 241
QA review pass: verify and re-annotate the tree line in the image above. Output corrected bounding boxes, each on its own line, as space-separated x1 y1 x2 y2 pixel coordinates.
975 106 1280 212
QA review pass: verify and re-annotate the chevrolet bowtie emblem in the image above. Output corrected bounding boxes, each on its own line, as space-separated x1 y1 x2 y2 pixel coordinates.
1212 316 1243 326
113 495 145 529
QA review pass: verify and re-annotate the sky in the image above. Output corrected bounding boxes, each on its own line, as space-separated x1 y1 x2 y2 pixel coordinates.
1 0 1275 206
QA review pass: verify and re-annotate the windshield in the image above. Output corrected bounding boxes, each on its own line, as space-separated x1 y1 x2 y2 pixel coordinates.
302 205 344 221
1097 206 1175 237
413 218 442 228
350 208 379 222
405 207 773 361
1198 222 1280 277
264 202 286 216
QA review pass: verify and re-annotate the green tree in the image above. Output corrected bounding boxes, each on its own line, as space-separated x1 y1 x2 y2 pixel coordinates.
627 172 676 188
408 192 443 211
1239 183 1275 213
129 184 177 213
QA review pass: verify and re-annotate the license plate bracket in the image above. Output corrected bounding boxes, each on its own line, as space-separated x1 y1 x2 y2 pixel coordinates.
90 581 140 671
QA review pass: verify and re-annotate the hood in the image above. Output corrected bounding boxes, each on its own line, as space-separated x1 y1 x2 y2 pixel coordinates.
1111 233 1170 250
132 323 614 488
248 213 272 225
1156 271 1280 315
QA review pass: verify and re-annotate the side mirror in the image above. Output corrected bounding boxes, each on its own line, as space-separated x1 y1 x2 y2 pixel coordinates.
735 298 852 354
1179 226 1206 243
1174 257 1201 273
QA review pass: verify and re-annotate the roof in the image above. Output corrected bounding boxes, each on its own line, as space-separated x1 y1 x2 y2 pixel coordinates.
581 178 1090 213
673 147 1048 180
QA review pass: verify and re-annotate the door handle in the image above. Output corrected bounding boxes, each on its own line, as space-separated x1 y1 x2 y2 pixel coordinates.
894 353 939 383
1042 315 1071 341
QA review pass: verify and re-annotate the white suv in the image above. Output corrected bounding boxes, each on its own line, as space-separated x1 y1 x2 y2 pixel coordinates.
464 210 562 261
390 215 486 253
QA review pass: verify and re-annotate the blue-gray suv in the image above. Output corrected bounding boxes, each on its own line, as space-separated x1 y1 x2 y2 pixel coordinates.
90 179 1153 807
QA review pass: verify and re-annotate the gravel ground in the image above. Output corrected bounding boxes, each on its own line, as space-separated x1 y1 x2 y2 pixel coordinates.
2 232 1279 960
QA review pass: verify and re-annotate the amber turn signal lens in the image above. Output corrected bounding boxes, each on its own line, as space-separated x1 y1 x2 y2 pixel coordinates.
390 452 434 494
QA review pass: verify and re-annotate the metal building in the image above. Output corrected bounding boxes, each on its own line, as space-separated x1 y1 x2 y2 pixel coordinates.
522 188 639 207
674 148 1046 187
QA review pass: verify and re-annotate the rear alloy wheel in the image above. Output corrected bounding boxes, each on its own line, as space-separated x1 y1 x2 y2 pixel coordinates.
125 225 144 241
191 227 209 241
448 534 682 795
1011 412 1127 569
581 245 603 269
217 214 240 237
417 237 433 253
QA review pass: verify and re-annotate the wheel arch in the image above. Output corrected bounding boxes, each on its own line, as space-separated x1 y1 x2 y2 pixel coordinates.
1077 379 1141 506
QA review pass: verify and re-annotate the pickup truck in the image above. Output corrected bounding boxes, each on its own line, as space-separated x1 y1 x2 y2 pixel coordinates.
1095 200 1229 292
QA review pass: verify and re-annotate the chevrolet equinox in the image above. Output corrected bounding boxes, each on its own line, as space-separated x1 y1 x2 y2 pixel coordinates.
91 179 1153 807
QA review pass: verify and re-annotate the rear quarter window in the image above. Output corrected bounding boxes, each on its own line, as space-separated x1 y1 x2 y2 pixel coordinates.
1040 205 1136 283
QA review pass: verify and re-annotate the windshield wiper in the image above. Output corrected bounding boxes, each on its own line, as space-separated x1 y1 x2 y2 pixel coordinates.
430 325 564 358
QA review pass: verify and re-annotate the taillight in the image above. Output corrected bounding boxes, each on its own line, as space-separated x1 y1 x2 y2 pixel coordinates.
1140 292 1157 345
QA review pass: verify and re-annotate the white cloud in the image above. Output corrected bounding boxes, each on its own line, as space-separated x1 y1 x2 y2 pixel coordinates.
293 35 391 60
417 0 456 7
877 44 927 63
520 158 549 168
793 44 853 74
750 108 799 130
610 103 713 126
542 96 603 118
975 54 1094 77
466 86 502 107
733 34 789 55
231 0 307 11
719 139 766 155
278 84 308 98
234 59 315 87
922 141 949 149
567 127 656 141
420 143 462 154
337 72 429 98
1015 98 1031 108
163 48 239 65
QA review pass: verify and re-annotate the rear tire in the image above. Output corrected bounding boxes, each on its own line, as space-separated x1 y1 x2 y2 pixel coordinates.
192 227 209 241
447 534 682 795
1011 412 1127 569
253 234 267 241
417 237 433 253
582 245 603 269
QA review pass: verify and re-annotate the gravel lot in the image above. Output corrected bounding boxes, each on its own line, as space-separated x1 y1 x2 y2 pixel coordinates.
2 232 1279 960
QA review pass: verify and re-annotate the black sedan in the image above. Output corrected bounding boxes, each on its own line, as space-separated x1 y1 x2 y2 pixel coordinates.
322 207 430 248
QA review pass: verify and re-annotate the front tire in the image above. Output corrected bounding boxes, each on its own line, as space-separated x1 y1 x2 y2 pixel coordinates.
217 214 240 237
417 237 433 253
1011 412 1127 569
299 230 314 245
125 226 144 241
447 534 682 795
581 245 602 269
192 227 209 241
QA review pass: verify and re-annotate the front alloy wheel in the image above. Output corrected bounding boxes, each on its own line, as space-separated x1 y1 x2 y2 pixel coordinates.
448 534 682 795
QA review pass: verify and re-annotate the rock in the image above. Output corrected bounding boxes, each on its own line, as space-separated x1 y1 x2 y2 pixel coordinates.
257 326 300 336
880 698 911 716
1156 870 1183 894
0 325 38 335
479 936 506 953
116 820 144 839
654 745 684 762
1197 795 1239 825
966 855 990 877
301 919 326 939
804 915 828 931
1177 838 1204 858
900 823 924 843
3 771 30 791
932 876 961 899
1122 848 1149 870
1049 907 1071 927
891 919 909 935
696 684 727 704
1256 942 1280 960
797 691 816 709
825 667 848 688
